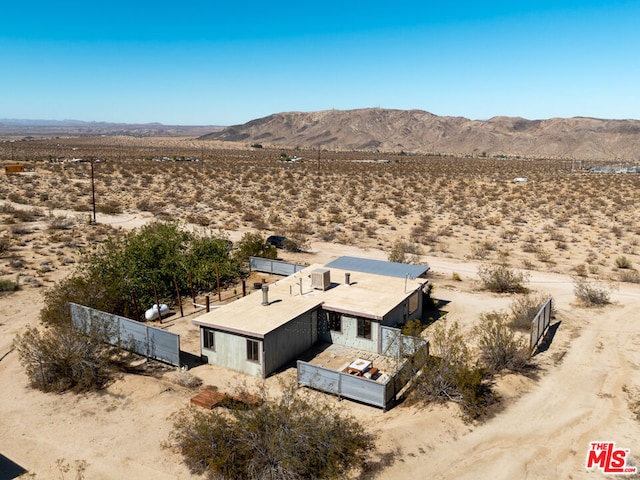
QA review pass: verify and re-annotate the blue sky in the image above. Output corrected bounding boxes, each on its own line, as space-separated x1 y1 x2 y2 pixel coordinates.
1 1 639 125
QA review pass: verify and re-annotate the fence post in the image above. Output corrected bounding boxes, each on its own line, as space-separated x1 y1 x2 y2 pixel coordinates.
153 285 162 322
131 290 140 322
215 264 221 302
173 277 184 317
242 280 246 297
206 295 210 312
189 272 195 304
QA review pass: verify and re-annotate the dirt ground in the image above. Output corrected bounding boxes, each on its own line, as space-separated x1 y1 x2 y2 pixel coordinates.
1 224 640 479
1 144 640 479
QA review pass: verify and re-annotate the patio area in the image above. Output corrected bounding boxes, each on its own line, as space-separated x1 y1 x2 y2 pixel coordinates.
300 342 402 383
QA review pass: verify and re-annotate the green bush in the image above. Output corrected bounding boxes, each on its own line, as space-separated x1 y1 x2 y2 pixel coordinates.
234 232 277 264
40 221 240 325
169 385 374 479
477 264 529 293
0 278 19 292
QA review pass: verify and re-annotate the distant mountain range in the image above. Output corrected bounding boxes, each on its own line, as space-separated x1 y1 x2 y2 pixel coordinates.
0 119 222 137
199 108 640 161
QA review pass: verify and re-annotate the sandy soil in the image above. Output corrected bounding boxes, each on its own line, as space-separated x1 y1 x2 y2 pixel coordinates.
2 222 640 479
1 143 640 479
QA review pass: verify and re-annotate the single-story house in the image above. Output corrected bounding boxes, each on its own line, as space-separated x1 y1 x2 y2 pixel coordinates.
193 256 430 378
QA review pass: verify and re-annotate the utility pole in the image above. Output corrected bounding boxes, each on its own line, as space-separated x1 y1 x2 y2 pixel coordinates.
90 158 97 224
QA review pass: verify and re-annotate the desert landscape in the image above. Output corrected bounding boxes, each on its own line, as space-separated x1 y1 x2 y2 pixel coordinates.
1 115 640 479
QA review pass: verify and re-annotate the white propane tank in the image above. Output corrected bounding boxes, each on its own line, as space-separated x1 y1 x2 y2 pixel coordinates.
145 303 170 321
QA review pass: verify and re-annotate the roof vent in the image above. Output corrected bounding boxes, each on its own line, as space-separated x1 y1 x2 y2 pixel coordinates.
311 268 331 291
345 272 351 286
261 285 269 305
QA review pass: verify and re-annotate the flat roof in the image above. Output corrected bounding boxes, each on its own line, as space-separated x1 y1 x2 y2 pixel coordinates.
193 257 429 338
324 256 429 279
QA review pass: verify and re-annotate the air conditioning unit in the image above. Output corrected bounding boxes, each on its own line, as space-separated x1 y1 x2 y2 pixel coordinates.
311 268 331 291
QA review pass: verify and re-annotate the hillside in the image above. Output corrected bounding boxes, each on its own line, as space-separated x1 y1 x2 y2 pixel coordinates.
0 119 222 138
199 108 640 160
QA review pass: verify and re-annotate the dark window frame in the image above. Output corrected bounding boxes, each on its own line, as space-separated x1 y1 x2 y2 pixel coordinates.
203 328 215 351
357 318 372 340
328 311 342 332
246 339 260 363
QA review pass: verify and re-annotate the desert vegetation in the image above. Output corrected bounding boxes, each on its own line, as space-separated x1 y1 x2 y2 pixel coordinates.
1 135 639 478
168 384 374 480
1 136 639 288
413 312 532 422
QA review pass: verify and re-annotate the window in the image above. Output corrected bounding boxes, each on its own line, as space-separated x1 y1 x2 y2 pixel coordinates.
408 291 419 315
247 339 259 362
328 311 342 332
203 328 215 350
357 318 372 340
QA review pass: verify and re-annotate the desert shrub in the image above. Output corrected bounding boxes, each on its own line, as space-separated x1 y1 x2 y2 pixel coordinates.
573 263 588 277
234 232 277 264
401 318 425 337
573 278 614 306
615 255 633 269
415 321 496 422
619 269 640 284
166 371 203 389
97 200 123 215
47 214 75 231
8 254 25 269
474 312 531 373
14 321 127 392
10 224 32 235
185 213 211 226
509 293 552 331
39 274 117 326
477 264 529 293
0 235 11 255
0 278 20 292
169 385 374 480
388 240 421 264
283 233 309 253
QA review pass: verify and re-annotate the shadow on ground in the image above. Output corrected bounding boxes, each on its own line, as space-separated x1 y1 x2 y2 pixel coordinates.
0 452 27 479
534 320 562 355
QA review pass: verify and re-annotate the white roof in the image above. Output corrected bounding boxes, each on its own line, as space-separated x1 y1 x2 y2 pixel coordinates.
193 258 428 338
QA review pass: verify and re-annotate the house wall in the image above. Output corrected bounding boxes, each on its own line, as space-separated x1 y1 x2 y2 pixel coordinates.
319 313 379 353
263 309 318 376
201 328 263 377
381 288 424 327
